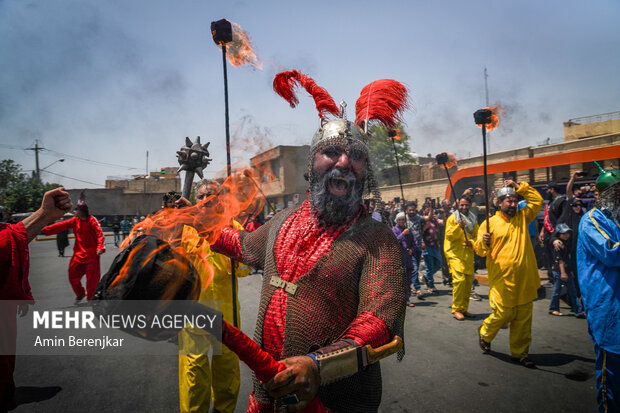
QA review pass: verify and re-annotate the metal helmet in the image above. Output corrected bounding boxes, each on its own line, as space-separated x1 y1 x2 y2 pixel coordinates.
311 118 369 152
496 186 516 200
594 161 620 194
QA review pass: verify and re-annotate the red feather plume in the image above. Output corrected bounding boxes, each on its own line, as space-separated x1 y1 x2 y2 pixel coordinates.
273 70 340 120
355 80 409 130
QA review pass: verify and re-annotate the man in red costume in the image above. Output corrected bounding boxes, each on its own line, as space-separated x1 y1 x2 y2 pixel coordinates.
0 188 73 412
42 200 105 304
213 71 408 412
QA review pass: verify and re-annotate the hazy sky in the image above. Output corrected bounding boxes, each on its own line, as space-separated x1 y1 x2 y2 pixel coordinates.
1 0 619 189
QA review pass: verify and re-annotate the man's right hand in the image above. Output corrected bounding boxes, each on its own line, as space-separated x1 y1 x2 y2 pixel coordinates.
175 197 192 208
42 187 73 222
402 228 410 235
482 233 491 245
553 239 563 251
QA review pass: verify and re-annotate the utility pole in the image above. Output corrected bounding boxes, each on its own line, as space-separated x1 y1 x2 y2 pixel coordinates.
484 68 491 153
26 140 44 182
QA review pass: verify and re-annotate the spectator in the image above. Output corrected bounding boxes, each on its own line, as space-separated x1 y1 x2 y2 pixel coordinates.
112 217 121 247
406 201 426 297
438 199 453 286
548 224 584 317
55 216 70 257
538 182 568 283
421 204 441 293
393 212 418 307
120 216 132 240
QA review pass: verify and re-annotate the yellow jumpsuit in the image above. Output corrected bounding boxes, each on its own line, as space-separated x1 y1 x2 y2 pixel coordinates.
178 222 250 413
444 214 479 314
474 182 542 358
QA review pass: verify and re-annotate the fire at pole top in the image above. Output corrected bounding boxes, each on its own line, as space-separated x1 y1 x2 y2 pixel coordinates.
210 19 262 69
474 105 503 131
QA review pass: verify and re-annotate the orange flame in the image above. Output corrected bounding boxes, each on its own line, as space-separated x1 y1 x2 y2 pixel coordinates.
477 105 503 131
215 21 262 69
117 168 267 293
390 128 401 140
439 152 458 170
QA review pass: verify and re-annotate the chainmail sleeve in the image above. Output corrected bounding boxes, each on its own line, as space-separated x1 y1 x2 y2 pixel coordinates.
212 218 270 270
351 219 407 355
314 218 408 359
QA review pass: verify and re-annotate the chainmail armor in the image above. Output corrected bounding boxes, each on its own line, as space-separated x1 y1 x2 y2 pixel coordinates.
237 202 407 412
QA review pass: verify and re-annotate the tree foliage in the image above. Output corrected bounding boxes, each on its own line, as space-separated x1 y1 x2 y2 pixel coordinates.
0 159 60 214
367 123 416 172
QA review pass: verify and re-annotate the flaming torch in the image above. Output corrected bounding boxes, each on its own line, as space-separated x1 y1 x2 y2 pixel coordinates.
388 128 405 201
473 105 502 234
435 152 458 204
210 19 261 178
210 19 261 327
436 152 469 242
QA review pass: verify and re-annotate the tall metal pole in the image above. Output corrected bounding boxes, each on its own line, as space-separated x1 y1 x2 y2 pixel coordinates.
484 68 491 153
482 124 490 234
391 137 405 201
443 165 468 242
222 45 232 177
221 44 238 327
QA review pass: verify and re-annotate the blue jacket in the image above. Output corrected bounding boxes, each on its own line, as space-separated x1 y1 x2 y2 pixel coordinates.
577 208 620 354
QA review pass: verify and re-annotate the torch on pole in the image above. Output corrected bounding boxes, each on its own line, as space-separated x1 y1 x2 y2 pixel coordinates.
473 109 493 235
211 18 239 327
388 129 405 201
436 152 468 242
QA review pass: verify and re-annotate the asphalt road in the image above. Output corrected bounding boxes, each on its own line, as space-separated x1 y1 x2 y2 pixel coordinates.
12 237 597 413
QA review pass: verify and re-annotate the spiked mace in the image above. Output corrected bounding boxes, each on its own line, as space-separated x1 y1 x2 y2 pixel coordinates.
177 136 212 199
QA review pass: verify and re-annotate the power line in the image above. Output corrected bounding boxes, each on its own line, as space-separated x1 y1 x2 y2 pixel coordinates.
0 142 139 171
43 170 104 187
45 149 140 170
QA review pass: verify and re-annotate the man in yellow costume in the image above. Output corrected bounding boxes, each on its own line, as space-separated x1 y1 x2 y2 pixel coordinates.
444 196 479 320
474 179 542 368
178 179 251 413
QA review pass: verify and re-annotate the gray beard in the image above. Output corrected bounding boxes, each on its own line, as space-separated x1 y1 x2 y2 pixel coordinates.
310 168 363 225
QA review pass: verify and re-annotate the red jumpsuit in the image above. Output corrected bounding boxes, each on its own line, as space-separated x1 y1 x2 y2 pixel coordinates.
43 216 105 300
0 222 32 411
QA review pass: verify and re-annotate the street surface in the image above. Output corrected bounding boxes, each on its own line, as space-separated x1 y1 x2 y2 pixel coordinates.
12 238 597 412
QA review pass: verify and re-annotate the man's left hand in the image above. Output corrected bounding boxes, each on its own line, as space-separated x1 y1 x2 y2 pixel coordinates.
96 249 105 256
504 179 518 189
264 355 320 412
17 303 29 317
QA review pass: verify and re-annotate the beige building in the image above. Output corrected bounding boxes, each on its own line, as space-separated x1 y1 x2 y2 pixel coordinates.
64 167 182 222
250 145 310 213
105 167 181 193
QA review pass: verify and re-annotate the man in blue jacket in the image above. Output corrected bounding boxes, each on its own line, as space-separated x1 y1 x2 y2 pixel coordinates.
577 166 620 413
